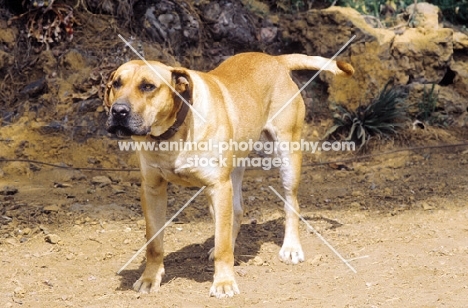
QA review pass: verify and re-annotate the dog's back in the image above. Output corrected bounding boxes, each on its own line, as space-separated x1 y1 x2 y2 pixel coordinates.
210 52 353 79
205 52 353 137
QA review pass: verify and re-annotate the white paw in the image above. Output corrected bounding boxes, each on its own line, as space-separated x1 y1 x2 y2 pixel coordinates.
133 277 160 293
279 245 305 264
209 278 240 298
132 267 165 293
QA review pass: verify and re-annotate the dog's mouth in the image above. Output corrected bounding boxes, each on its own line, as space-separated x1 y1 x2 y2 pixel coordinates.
107 123 151 138
106 112 150 137
107 125 133 138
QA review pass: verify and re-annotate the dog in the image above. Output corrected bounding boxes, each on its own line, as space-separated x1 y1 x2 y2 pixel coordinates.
104 52 353 298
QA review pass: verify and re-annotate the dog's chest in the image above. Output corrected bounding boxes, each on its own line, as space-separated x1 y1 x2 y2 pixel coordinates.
139 151 209 186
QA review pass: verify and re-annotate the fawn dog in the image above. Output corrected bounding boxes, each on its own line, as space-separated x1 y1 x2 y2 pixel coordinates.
104 52 353 298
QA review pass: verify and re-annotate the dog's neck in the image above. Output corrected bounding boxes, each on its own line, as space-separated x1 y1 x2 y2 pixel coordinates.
149 96 191 142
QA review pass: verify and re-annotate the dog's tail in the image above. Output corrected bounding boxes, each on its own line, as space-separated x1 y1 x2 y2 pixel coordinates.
277 54 354 77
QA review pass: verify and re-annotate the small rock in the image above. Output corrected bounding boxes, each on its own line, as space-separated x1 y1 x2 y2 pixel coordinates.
236 268 248 277
406 3 441 29
22 227 32 235
43 205 60 212
251 256 264 266
351 190 363 197
307 254 323 265
91 175 112 187
454 32 468 50
20 76 47 97
354 164 370 175
136 219 146 227
14 286 26 297
350 202 361 209
0 186 18 195
5 238 19 246
383 187 393 196
111 185 125 194
259 27 277 43
121 181 132 187
45 234 61 244
39 225 49 234
78 98 102 113
54 182 72 188
422 202 434 211
384 156 407 169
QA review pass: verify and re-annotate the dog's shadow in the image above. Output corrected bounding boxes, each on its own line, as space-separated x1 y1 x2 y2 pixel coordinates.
117 218 286 291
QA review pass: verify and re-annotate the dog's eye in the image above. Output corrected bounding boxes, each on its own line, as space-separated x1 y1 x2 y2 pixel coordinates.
140 83 156 92
112 79 122 89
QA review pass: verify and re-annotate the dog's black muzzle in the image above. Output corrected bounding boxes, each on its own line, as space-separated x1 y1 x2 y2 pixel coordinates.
106 102 147 137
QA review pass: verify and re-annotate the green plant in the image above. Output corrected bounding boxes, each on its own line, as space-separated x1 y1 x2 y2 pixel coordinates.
431 0 468 23
417 83 438 122
324 81 408 148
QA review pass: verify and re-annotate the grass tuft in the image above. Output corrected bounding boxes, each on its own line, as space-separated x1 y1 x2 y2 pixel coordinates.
324 80 409 149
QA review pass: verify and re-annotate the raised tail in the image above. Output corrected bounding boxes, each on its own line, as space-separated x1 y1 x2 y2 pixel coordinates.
276 54 354 77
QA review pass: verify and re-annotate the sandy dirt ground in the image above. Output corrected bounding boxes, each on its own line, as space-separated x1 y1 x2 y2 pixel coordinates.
1 124 468 308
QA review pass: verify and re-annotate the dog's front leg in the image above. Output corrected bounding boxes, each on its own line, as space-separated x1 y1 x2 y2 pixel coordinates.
133 175 167 293
207 180 240 298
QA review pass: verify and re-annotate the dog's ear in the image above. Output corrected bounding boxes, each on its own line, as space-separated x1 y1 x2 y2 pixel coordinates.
172 69 192 103
103 70 116 109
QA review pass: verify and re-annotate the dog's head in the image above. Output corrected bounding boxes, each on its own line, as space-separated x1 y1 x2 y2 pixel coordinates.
104 60 191 138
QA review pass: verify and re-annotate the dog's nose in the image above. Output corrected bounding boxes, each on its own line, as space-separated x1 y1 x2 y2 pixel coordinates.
111 103 130 119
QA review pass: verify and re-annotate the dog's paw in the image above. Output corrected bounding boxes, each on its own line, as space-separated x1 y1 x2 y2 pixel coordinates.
209 278 240 298
133 278 159 294
279 244 305 264
133 267 165 293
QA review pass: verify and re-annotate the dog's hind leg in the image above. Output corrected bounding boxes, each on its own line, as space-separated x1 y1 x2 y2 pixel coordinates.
276 145 305 264
264 103 305 265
